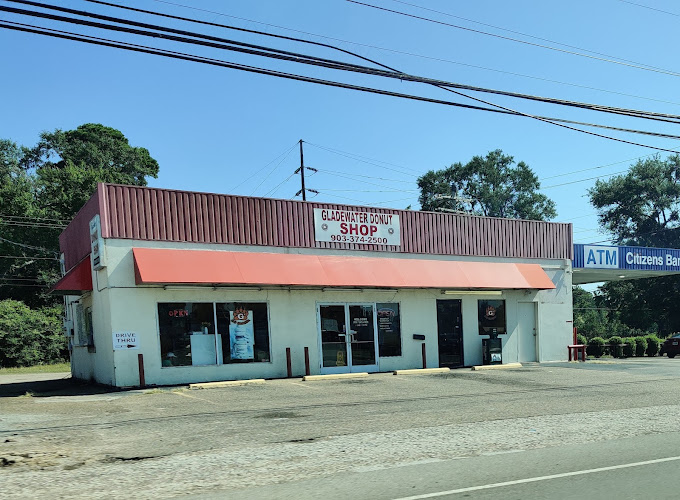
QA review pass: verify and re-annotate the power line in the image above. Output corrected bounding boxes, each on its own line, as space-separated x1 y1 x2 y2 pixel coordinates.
2 16 679 154
389 0 676 72
0 235 57 254
314 168 418 189
541 170 630 189
0 221 66 229
0 255 59 260
540 153 658 181
347 0 680 78
84 0 393 71
0 214 69 223
617 0 680 17
230 142 298 193
12 1 680 126
262 172 297 198
305 142 418 178
140 0 680 108
249 144 297 196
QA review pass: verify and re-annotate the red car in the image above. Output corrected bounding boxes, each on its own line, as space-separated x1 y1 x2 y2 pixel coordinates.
660 334 680 358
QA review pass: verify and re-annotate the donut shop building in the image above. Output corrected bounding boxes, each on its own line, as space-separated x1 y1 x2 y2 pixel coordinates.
54 183 573 387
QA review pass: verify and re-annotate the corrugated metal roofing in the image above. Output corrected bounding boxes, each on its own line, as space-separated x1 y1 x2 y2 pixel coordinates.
61 183 573 271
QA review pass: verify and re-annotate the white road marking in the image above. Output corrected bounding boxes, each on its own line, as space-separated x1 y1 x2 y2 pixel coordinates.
392 455 680 500
480 449 525 456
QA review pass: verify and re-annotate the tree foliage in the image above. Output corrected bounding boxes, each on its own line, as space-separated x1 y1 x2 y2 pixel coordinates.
24 123 159 219
0 124 159 308
590 155 680 247
572 286 609 339
417 150 556 221
0 299 66 367
589 155 680 336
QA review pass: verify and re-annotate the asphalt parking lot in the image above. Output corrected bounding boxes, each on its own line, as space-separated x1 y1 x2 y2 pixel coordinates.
2 357 680 499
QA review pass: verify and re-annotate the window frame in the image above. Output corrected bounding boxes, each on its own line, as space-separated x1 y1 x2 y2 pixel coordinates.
156 300 273 368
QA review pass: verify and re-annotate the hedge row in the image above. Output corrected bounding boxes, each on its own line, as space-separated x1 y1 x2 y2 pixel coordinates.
585 335 661 358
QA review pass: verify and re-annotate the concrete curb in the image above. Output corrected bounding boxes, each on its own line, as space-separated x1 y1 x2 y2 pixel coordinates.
302 373 369 382
393 368 451 375
189 379 266 389
471 363 523 371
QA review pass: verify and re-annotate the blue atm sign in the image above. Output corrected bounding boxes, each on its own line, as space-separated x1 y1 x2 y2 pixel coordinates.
574 244 680 271
584 245 618 268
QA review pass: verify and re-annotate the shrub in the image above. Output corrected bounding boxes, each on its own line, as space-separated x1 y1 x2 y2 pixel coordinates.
645 335 660 357
609 336 623 358
587 337 605 358
622 338 635 358
634 336 648 357
577 333 587 345
0 300 66 368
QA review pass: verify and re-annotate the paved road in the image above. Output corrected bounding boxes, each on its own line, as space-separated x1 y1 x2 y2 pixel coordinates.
221 431 680 500
2 358 680 499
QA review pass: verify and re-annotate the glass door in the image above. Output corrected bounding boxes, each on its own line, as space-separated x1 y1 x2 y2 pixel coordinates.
319 305 348 373
437 299 464 368
319 303 379 374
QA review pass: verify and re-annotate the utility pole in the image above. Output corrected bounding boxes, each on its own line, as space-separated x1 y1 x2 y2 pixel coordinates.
295 139 318 201
297 139 306 201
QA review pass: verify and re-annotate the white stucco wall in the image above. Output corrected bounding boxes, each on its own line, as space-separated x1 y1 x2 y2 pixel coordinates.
67 238 573 387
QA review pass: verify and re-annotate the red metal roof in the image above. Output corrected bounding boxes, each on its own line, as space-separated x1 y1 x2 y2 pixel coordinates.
52 256 93 295
133 248 556 290
60 184 573 270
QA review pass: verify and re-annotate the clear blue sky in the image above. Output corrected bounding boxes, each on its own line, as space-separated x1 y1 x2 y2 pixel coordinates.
2 0 679 245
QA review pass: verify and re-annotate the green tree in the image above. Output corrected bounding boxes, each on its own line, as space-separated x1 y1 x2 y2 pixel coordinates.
589 154 680 335
417 150 556 220
590 155 680 247
0 124 159 308
572 286 611 339
24 123 159 219
0 299 66 367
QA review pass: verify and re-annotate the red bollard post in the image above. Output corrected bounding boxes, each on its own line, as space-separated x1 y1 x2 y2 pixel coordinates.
138 353 146 388
304 346 310 376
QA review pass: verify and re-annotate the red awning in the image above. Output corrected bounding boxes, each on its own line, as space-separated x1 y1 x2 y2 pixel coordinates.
51 256 93 295
133 248 555 290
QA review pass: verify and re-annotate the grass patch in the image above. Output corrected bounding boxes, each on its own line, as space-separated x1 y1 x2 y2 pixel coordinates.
0 362 70 375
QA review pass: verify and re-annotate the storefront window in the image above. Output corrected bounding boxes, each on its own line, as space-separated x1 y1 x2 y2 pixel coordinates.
216 303 271 363
478 299 506 335
158 303 216 367
377 303 401 357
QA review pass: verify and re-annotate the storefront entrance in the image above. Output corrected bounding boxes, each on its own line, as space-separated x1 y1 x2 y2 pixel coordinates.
318 303 379 374
437 299 464 367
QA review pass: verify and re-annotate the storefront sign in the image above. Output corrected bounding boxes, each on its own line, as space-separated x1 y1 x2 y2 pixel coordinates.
89 214 106 270
230 308 254 360
113 331 139 350
582 245 618 269
313 208 400 245
574 244 680 271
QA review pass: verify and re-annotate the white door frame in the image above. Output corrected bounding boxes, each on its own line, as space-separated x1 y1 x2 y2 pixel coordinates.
317 302 380 374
